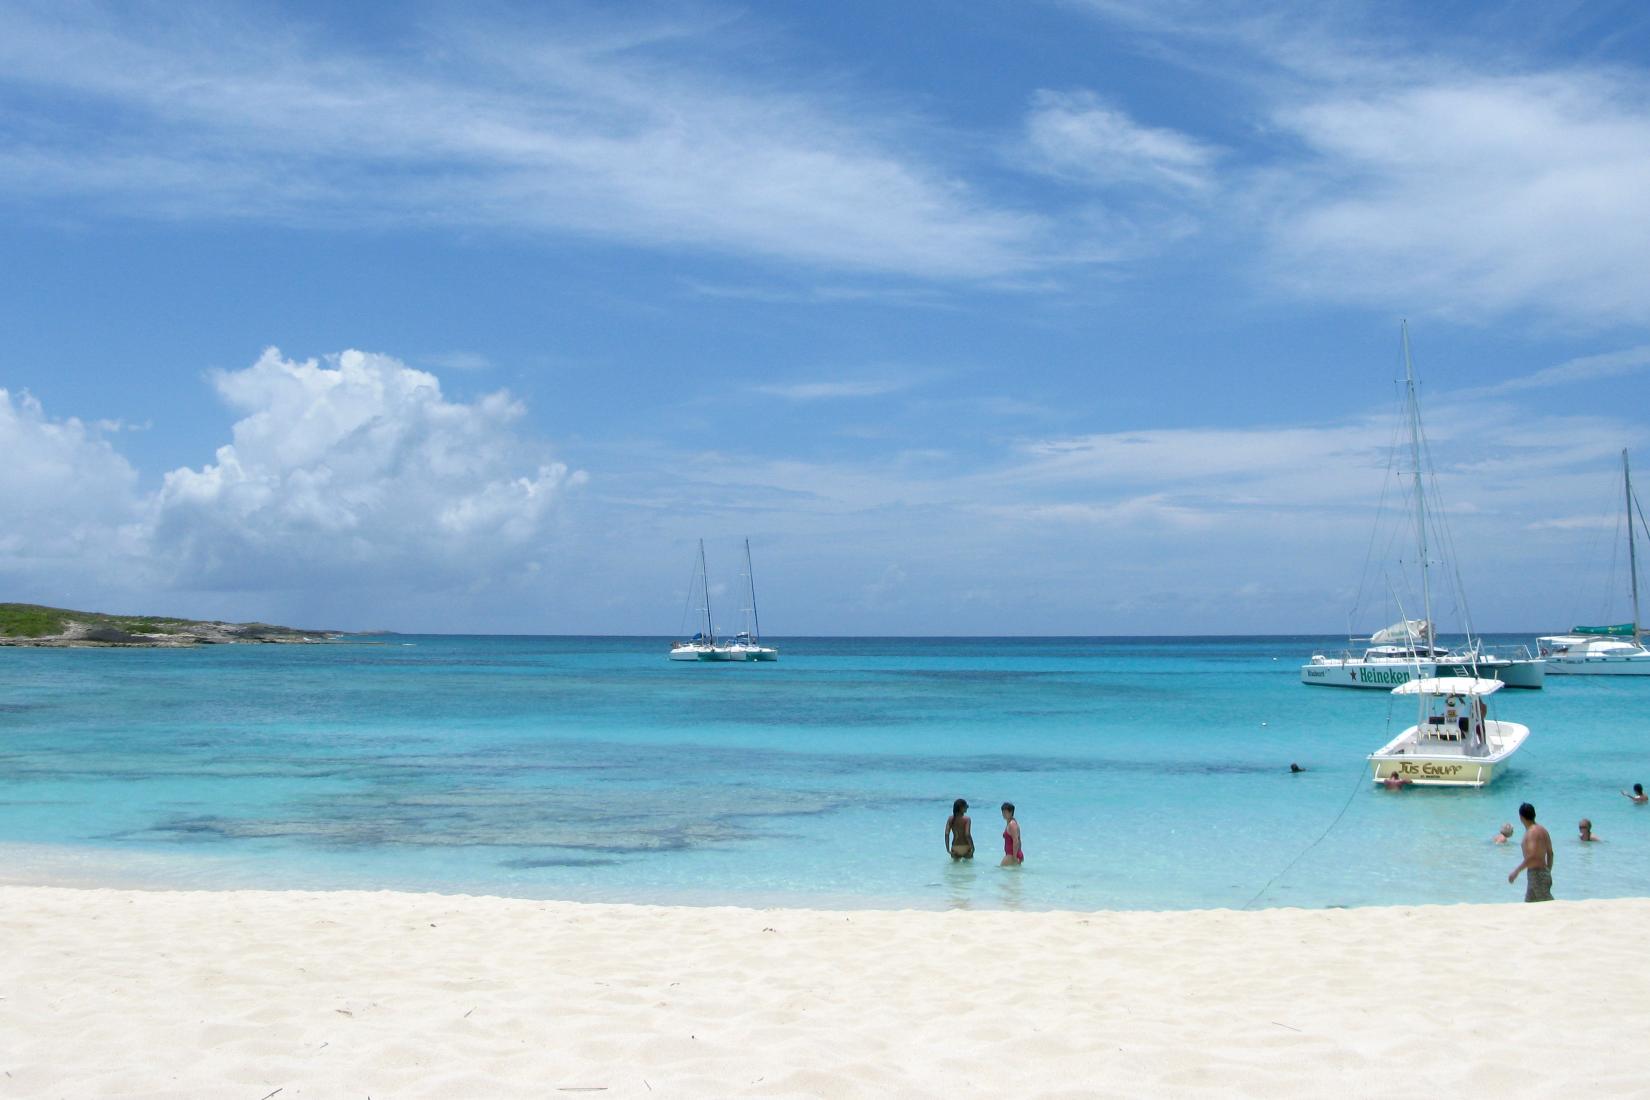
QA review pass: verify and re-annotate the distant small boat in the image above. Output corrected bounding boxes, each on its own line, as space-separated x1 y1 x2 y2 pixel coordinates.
1368 677 1529 788
1537 449 1650 676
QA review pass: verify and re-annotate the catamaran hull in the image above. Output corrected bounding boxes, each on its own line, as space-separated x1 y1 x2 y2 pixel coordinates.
1543 656 1650 675
1302 659 1544 689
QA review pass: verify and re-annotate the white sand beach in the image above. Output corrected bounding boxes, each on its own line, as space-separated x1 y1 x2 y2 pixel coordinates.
3 886 1646 1098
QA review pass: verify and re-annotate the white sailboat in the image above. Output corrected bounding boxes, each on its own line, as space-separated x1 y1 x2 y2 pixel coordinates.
669 540 737 661
1537 449 1650 675
1368 677 1530 787
1302 324 1544 690
725 538 779 662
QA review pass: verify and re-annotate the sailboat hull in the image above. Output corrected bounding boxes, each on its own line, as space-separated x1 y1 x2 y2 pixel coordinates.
1543 655 1650 675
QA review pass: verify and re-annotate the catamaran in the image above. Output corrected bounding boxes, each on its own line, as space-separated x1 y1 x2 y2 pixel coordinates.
1302 324 1544 690
725 538 778 662
1537 449 1650 675
669 540 739 661
1368 677 1530 787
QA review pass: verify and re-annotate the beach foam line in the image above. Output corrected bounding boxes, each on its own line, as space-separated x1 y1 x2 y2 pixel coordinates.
3 885 1645 1097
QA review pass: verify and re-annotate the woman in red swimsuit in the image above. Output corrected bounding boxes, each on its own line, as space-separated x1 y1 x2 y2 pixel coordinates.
1000 801 1023 866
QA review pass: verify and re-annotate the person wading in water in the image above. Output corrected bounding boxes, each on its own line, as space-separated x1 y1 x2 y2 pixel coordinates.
944 799 974 860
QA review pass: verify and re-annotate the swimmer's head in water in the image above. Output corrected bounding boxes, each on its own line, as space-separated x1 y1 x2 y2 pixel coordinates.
1580 819 1592 832
1500 823 1514 837
1636 783 1645 796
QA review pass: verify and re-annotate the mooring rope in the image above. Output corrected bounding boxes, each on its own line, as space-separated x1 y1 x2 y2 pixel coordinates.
1241 762 1370 911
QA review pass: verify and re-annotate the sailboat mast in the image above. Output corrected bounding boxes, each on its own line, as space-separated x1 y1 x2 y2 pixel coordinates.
699 539 714 643
1401 322 1436 651
1626 450 1643 646
744 538 763 645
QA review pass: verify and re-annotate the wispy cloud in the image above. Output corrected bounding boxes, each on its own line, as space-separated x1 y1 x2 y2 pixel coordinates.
1065 1 1650 328
1021 89 1221 193
681 280 952 308
1265 74 1650 325
421 351 495 373
753 379 912 401
0 5 1059 281
1478 344 1650 394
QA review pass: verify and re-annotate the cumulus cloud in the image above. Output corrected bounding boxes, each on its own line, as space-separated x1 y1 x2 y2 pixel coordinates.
1022 89 1220 192
0 389 145 581
1 347 583 620
151 349 584 590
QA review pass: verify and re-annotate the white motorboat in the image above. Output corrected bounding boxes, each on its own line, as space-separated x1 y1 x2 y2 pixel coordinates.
1303 323 1543 690
1537 449 1650 675
1368 676 1529 788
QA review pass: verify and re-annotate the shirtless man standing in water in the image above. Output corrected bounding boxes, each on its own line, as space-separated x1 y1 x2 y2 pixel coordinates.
1508 802 1555 902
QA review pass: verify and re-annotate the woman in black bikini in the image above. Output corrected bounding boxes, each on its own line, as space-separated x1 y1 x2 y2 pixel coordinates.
944 798 974 860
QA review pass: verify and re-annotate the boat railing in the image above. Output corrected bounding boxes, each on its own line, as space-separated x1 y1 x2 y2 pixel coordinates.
1477 642 1539 662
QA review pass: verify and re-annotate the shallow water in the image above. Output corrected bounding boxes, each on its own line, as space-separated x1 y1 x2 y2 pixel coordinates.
1 635 1645 910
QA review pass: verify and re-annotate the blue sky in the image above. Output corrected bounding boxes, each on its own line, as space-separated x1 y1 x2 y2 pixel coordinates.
2 0 1649 635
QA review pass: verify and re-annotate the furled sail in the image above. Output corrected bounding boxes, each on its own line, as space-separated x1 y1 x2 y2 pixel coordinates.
1370 618 1431 645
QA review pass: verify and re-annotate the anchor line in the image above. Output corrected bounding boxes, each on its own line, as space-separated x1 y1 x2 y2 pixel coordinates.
1241 763 1369 911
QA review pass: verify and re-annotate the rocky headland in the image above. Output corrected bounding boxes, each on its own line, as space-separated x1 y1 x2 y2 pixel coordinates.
0 603 342 648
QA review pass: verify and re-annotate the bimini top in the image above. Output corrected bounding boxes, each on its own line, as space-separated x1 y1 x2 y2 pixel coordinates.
1391 676 1505 697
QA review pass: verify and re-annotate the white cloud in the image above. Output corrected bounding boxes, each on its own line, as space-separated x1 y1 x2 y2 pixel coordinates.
0 7 1054 281
150 349 584 590
1022 89 1220 192
1266 74 1650 324
754 379 911 401
0 388 147 591
1480 344 1650 394
1058 3 1650 327
422 351 495 373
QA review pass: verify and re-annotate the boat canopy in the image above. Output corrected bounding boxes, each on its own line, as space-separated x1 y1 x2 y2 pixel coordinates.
1392 676 1504 697
1572 623 1635 636
1370 618 1431 645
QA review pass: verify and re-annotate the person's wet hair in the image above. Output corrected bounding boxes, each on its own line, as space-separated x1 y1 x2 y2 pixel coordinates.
1519 802 1536 822
1637 784 1645 796
1001 802 1015 815
952 798 968 817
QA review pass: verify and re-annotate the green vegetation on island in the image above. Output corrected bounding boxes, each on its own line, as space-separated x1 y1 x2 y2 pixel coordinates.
0 603 340 647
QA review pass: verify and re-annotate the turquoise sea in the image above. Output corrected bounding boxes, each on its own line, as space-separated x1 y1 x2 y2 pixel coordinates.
2 635 1645 911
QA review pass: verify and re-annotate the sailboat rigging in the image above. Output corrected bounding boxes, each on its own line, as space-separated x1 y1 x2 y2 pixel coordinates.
1537 449 1650 674
1302 322 1544 689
